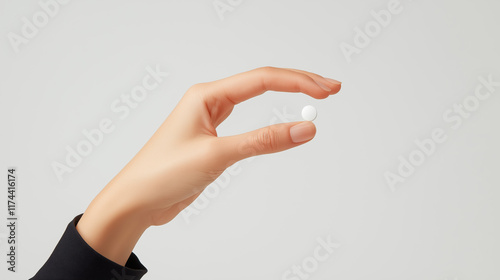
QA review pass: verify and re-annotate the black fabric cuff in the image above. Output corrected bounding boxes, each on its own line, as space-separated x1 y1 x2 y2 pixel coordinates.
30 213 148 280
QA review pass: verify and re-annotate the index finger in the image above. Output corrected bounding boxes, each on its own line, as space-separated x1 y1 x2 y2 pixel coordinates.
202 67 341 104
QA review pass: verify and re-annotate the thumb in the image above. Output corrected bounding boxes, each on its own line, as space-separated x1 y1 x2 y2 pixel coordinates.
217 121 316 163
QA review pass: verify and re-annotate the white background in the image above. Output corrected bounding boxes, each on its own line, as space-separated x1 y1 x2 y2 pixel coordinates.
1 0 499 279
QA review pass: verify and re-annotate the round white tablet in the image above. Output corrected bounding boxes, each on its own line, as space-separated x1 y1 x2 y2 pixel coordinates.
301 105 317 121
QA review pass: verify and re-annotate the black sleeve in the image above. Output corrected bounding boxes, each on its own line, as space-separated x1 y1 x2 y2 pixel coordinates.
30 213 148 280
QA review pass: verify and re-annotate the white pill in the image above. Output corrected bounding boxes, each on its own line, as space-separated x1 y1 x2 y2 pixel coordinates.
301 105 317 121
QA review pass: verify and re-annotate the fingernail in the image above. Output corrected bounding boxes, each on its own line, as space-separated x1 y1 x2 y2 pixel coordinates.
290 122 316 143
314 80 332 92
325 78 341 85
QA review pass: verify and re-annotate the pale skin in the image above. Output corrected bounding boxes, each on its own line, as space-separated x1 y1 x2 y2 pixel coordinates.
76 67 342 266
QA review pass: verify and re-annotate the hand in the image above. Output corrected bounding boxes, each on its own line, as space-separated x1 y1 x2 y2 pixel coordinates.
75 67 341 265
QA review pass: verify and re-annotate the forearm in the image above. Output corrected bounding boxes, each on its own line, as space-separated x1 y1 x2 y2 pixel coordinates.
75 181 151 266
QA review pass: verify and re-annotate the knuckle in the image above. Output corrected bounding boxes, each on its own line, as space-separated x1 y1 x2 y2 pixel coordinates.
186 83 207 95
257 67 276 90
185 83 212 103
255 127 280 152
258 66 275 74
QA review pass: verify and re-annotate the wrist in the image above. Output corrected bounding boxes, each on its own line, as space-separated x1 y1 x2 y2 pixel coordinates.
76 183 151 266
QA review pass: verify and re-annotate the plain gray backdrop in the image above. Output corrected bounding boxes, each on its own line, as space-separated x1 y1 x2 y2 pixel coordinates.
1 0 499 279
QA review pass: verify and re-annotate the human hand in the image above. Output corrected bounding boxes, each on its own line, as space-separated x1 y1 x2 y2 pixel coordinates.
126 67 341 225
76 67 341 265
